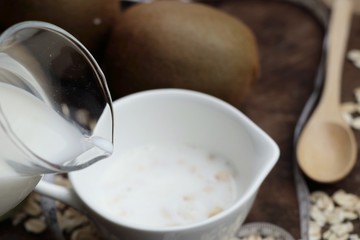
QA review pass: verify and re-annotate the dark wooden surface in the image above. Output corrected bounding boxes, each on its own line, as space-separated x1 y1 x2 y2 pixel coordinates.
220 1 323 237
220 0 360 237
1 0 360 239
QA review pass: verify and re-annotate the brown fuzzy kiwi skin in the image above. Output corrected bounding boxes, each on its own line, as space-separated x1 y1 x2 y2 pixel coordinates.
104 1 260 107
0 0 120 59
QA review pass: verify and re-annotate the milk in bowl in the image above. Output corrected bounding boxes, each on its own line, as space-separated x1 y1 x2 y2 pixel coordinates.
94 143 238 228
37 89 279 240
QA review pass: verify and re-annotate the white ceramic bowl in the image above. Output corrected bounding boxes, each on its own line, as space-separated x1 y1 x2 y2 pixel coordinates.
36 89 279 240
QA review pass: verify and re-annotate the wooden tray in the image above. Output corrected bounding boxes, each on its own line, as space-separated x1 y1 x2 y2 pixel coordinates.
1 0 360 239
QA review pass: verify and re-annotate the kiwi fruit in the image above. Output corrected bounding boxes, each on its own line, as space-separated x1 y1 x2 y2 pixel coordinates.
0 0 120 58
104 1 260 107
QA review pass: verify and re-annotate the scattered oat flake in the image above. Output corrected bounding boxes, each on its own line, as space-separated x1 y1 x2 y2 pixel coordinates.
322 229 334 239
313 192 334 213
347 49 360 62
354 60 360 69
215 171 231 181
54 174 71 187
327 207 345 224
58 210 88 233
341 102 358 125
350 234 360 240
310 205 326 226
23 198 42 217
208 206 223 217
309 190 360 239
24 218 47 234
343 112 354 125
332 190 359 210
341 102 358 113
330 222 353 236
354 88 360 104
8 179 103 239
309 221 322 239
311 191 328 203
351 117 360 130
246 234 263 240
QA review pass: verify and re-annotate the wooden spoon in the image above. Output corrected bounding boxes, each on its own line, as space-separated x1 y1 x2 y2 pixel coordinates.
322 0 360 14
296 0 357 183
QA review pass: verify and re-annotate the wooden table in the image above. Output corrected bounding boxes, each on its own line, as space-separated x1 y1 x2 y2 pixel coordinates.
223 0 360 237
1 0 360 239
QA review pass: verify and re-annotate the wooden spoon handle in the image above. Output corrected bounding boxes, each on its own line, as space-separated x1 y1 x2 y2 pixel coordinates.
321 0 353 109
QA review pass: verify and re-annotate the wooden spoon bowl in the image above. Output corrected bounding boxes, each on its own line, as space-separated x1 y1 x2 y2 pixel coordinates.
296 0 357 183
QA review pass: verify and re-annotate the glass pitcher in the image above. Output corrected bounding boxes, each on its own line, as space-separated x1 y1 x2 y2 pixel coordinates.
0 21 114 216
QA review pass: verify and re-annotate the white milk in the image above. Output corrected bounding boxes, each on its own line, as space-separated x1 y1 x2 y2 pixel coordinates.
0 82 112 174
0 82 88 167
0 82 88 215
0 165 41 216
0 80 112 215
96 144 238 228
0 54 112 216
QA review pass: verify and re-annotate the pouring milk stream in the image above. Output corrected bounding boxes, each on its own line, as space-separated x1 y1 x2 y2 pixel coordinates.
0 21 114 216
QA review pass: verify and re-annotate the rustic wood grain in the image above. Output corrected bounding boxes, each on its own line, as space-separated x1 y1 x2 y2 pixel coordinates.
1 0 360 239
